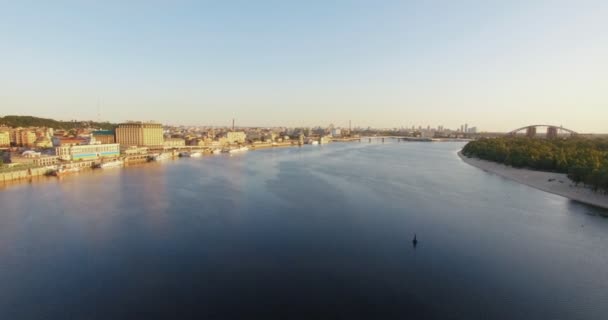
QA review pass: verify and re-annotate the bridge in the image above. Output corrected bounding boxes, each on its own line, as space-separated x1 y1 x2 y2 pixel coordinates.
507 125 577 138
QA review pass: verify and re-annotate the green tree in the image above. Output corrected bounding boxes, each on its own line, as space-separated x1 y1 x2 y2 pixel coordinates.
463 136 608 193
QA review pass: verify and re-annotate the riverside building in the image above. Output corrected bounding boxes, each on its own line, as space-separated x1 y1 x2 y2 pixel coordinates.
163 138 186 148
115 122 164 147
10 151 59 166
225 131 246 144
55 143 120 161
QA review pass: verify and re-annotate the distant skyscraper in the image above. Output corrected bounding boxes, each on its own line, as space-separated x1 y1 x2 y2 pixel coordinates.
464 124 468 133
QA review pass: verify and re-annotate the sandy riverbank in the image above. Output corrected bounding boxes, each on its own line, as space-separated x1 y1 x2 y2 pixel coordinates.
458 152 608 210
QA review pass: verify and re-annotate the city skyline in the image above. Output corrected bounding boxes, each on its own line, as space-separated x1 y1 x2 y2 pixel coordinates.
1 1 607 132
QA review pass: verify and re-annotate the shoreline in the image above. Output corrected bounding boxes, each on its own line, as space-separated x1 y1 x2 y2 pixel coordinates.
0 142 331 187
458 151 608 210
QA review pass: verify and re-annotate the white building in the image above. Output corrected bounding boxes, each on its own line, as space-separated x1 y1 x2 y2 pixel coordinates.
55 143 120 161
163 138 186 147
226 131 246 144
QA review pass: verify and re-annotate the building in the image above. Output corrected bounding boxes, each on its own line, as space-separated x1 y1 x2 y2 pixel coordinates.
9 151 58 166
115 122 163 147
0 131 9 147
163 138 186 148
52 136 88 147
34 137 53 148
546 126 558 139
331 129 342 137
122 146 149 155
21 130 37 147
187 138 205 147
55 143 120 161
33 156 59 166
10 129 37 147
92 130 116 144
225 131 246 144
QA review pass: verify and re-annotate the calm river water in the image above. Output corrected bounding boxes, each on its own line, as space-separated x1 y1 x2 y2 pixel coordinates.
1 141 607 319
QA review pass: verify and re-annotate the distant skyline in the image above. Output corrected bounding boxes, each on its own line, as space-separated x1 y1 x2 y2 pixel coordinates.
1 1 607 132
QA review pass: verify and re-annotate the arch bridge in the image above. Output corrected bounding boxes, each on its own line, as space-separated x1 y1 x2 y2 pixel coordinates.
507 125 577 138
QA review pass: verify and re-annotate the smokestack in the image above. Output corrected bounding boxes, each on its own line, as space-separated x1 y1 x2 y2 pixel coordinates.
232 118 235 131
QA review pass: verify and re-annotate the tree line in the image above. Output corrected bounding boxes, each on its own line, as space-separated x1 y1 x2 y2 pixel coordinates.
462 137 608 193
0 115 116 131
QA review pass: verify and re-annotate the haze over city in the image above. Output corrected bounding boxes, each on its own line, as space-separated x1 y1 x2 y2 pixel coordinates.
1 1 607 131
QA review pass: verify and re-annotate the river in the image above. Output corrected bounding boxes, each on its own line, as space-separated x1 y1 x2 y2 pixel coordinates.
1 141 607 319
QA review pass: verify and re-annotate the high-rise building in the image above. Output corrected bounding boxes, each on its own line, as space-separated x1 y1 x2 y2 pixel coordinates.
0 131 10 147
546 126 558 139
10 129 37 147
115 122 163 147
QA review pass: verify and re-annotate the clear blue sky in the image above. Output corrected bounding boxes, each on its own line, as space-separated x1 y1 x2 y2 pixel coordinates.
1 1 607 132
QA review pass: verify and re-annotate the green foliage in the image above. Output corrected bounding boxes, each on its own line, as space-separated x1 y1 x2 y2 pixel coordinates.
463 137 608 193
0 115 116 130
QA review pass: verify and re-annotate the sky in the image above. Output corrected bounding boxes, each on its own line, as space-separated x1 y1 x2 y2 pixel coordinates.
1 1 607 132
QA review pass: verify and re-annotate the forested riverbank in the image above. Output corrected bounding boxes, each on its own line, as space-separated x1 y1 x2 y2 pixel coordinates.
462 137 608 193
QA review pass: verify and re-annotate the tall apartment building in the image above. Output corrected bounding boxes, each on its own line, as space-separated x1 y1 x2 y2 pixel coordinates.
115 122 164 147
0 131 10 147
10 129 37 147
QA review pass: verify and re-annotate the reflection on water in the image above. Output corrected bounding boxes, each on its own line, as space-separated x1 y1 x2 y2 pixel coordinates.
1 142 607 319
567 200 608 218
